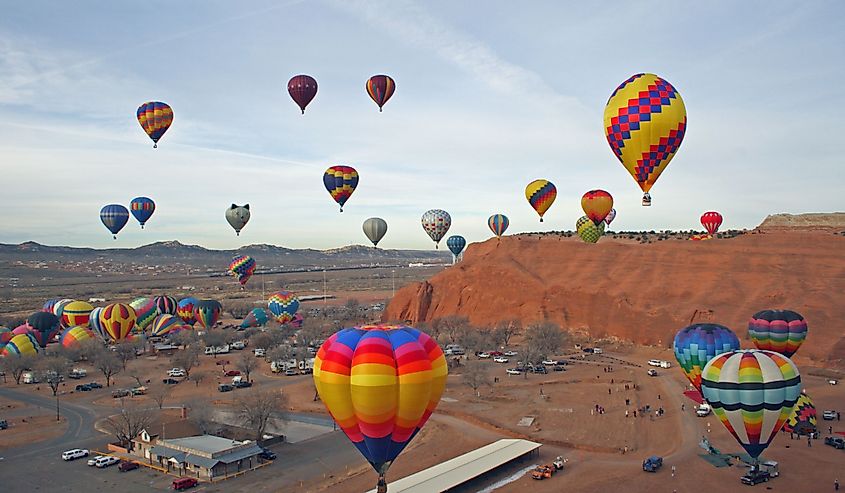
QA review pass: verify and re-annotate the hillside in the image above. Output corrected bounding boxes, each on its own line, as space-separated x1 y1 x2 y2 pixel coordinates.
383 228 845 364
757 212 845 230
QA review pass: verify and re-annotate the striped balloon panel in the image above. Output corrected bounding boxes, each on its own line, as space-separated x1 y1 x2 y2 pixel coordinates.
154 296 178 316
62 301 94 328
88 307 106 340
783 392 816 434
136 101 173 143
701 350 801 458
366 75 396 110
100 303 137 342
672 323 740 391
194 300 222 329
1 333 40 356
487 214 509 237
748 310 807 358
177 298 198 325
61 325 96 348
323 166 359 208
130 298 157 329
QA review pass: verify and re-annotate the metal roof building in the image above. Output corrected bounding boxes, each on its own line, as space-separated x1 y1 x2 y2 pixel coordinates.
365 439 541 493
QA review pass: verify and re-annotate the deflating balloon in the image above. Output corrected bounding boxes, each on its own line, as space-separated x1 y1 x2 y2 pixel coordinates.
576 215 605 243
268 291 299 325
366 75 396 112
27 311 61 348
240 308 270 329
324 166 358 212
362 218 388 247
783 392 817 435
487 214 509 239
137 101 173 148
288 75 318 114
672 323 740 392
226 204 251 236
701 350 800 459
313 324 447 491
748 309 808 358
130 197 156 229
525 179 556 222
421 209 451 248
229 256 256 286
604 73 687 205
100 205 129 239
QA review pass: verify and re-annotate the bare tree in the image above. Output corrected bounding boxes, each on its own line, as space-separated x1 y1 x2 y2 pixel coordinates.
171 329 199 348
113 340 140 371
77 338 104 362
492 320 521 348
202 330 226 358
228 302 251 319
0 354 34 385
149 384 172 409
191 370 207 388
236 352 258 382
39 355 71 421
267 345 293 366
455 327 484 355
171 346 201 378
92 349 122 387
520 322 564 378
103 404 154 449
250 332 273 352
239 390 287 440
462 360 491 397
188 400 216 434
439 316 470 344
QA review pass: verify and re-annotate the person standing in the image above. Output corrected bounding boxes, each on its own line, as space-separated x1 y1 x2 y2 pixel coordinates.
671 465 676 478
835 478 839 491
808 436 812 447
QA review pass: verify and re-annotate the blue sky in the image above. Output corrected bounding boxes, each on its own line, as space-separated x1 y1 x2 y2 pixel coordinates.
1 1 842 250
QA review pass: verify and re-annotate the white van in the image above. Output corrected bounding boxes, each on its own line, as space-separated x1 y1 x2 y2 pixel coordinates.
62 449 89 461
696 403 712 417
22 372 40 384
592 348 603 354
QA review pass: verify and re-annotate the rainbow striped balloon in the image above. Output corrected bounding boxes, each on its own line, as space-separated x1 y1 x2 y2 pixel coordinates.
150 314 187 337
130 297 157 330
229 255 256 286
701 350 801 459
137 101 173 148
487 214 509 239
748 309 807 358
154 295 178 316
313 324 447 485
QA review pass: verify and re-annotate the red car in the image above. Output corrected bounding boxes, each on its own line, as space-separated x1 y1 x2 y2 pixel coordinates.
172 477 198 490
489 351 504 357
224 370 241 376
215 360 230 366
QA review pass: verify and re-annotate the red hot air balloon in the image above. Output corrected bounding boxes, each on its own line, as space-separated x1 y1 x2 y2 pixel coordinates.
366 75 395 112
288 75 318 114
700 211 723 235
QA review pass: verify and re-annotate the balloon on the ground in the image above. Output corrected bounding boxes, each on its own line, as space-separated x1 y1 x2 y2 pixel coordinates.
446 235 466 257
268 291 299 325
1 333 40 357
288 75 318 114
27 311 61 348
137 101 173 148
605 208 617 226
581 190 614 225
130 197 155 229
43 298 60 313
0 326 12 346
61 301 94 328
700 211 722 235
313 324 447 491
525 179 556 222
604 73 687 205
100 205 129 239
487 214 509 238
52 298 74 318
673 323 741 392
100 303 137 342
61 325 96 349
324 166 358 212
240 308 270 329
421 209 451 249
366 75 396 111
690 233 712 241
130 297 157 330
177 298 199 325
88 306 106 340
362 218 388 247
229 256 256 286
576 215 605 243
194 300 222 329
12 324 31 335
701 350 801 459
748 309 808 358
783 392 817 435
290 313 304 329
154 295 178 316
226 204 251 236
151 314 186 337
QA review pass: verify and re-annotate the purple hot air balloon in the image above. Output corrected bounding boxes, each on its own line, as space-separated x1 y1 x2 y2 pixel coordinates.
288 75 318 114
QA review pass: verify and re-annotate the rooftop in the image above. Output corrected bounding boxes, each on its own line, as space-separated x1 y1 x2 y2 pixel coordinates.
163 435 247 455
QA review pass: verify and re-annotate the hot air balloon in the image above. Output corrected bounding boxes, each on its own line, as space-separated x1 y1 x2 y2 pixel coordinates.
324 166 358 212
240 308 270 329
130 197 155 229
487 214 509 239
700 211 722 236
100 205 129 239
701 350 801 460
604 73 687 206
525 179 557 222
672 323 741 392
783 392 817 436
581 190 614 225
100 303 137 342
288 75 318 114
130 297 157 330
748 309 808 358
576 215 605 243
43 298 60 313
89 307 106 340
313 324 447 492
421 209 451 249
154 295 178 316
1 333 40 357
137 101 173 148
194 300 222 329
0 326 12 347
27 312 61 348
229 255 256 286
60 325 96 349
290 313 304 329
150 314 186 337
366 75 396 112
363 218 388 247
268 291 299 325
52 298 74 319
61 301 94 328
226 204 251 236
177 297 198 325
446 235 466 262
605 208 617 226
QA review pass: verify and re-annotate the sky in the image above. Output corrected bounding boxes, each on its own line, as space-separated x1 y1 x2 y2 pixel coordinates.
1 1 843 250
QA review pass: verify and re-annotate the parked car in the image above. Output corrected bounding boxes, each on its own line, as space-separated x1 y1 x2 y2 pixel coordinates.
822 410 837 420
218 384 234 392
824 436 845 449
493 356 509 363
477 352 491 359
233 380 252 389
829 379 838 385
696 404 712 417
541 360 558 366
162 378 180 385
553 365 565 372
118 460 140 472
489 351 504 357
87 382 103 389
87 455 105 466
300 368 313 375
68 369 87 379
506 368 522 375
62 449 90 461
112 389 130 398
647 369 658 377
224 370 241 376
96 456 120 468
259 448 277 460
167 368 186 378
529 365 547 374
254 348 266 357
503 350 517 357
172 477 198 490
75 384 92 391
231 341 246 350
0 419 8 430
284 369 299 376
740 469 771 485
130 386 147 396
642 456 663 472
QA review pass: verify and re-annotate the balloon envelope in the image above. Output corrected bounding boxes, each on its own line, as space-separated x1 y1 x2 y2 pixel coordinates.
89 306 106 340
130 297 157 330
26 311 61 348
324 166 358 212
154 295 178 316
525 180 556 222
61 325 96 349
783 392 817 435
240 308 270 329
748 309 807 358
362 218 388 247
1 333 40 357
151 314 186 337
229 256 256 286
100 205 129 238
268 291 299 325
701 211 722 235
672 323 740 392
366 75 396 111
194 300 222 329
177 298 199 325
226 204 251 235
581 190 613 225
604 208 617 226
137 101 173 147
130 197 156 228
313 324 446 479
421 209 451 248
446 235 466 256
62 301 94 328
288 75 318 114
487 214 509 238
100 303 137 342
576 215 605 243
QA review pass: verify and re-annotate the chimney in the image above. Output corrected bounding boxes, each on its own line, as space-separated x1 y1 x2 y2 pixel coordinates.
181 406 188 419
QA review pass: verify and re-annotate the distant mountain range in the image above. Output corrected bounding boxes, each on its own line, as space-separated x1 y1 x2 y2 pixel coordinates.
0 240 451 268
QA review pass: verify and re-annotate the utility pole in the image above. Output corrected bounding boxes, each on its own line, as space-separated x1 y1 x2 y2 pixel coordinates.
391 269 396 297
323 269 327 305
